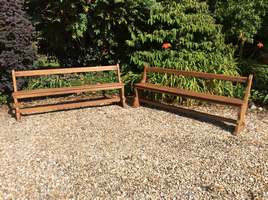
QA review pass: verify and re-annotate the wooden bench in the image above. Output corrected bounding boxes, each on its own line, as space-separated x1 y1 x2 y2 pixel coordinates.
133 66 253 135
12 64 126 120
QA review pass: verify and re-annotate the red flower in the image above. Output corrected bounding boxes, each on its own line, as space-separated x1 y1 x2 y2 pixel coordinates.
162 42 171 49
257 42 264 49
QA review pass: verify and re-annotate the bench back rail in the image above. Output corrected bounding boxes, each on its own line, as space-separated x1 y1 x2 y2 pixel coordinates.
141 66 252 101
12 64 122 92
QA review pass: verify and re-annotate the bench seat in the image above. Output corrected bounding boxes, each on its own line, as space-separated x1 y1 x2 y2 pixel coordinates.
13 83 124 99
135 83 244 106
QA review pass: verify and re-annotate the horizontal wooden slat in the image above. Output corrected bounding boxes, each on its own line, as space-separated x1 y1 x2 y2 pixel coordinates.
20 97 121 114
139 98 237 124
14 65 118 77
135 83 243 106
13 83 124 99
146 67 248 83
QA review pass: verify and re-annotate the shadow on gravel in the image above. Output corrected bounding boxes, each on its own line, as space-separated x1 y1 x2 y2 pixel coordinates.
7 95 235 134
7 102 15 119
139 100 235 134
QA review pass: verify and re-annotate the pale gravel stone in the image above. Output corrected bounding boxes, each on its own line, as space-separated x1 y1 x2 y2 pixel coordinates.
0 103 267 199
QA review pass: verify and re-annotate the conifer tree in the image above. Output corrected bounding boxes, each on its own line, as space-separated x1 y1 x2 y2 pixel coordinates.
127 0 239 96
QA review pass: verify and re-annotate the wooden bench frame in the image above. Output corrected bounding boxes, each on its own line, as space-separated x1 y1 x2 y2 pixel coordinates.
12 64 126 121
133 66 253 135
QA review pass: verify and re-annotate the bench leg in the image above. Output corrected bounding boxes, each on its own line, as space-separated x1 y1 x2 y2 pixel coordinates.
119 87 126 108
234 104 247 135
133 87 140 108
14 97 21 121
102 90 106 97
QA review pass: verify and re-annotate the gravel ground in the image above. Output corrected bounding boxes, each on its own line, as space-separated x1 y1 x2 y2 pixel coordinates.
0 103 267 199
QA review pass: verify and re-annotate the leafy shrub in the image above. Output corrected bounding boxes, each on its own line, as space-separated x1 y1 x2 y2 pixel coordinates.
27 0 156 66
208 0 268 57
240 59 268 104
208 0 268 105
0 93 8 104
122 71 142 93
251 90 268 105
127 0 240 99
0 0 36 93
34 55 60 67
26 0 96 66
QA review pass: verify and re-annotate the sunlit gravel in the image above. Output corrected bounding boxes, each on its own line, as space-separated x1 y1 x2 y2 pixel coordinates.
0 104 267 199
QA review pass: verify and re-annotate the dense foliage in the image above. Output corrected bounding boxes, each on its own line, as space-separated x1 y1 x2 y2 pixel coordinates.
207 0 268 104
208 0 267 43
240 60 268 104
27 0 155 66
0 0 36 93
127 0 240 98
0 0 267 105
208 0 268 57
27 0 95 65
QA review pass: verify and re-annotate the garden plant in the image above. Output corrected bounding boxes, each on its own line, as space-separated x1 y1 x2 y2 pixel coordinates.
0 0 267 105
0 0 36 100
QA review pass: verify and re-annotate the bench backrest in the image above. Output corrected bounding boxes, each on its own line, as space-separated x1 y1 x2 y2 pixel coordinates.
142 65 253 101
143 66 249 83
12 64 122 92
